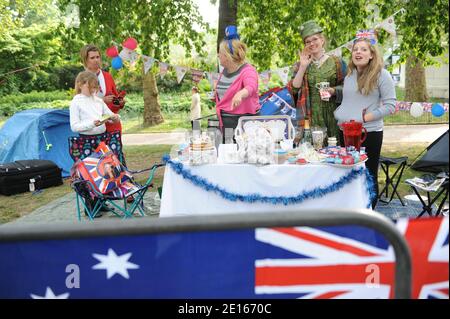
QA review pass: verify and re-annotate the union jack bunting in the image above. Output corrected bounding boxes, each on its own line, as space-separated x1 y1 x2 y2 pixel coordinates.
0 217 447 298
394 102 449 113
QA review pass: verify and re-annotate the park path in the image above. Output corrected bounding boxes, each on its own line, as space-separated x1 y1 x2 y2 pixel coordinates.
121 124 449 146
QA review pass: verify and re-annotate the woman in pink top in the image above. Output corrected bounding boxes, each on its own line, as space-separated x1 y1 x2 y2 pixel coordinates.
215 26 260 140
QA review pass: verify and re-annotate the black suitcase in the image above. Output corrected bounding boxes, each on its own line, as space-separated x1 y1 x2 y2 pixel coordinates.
0 160 63 196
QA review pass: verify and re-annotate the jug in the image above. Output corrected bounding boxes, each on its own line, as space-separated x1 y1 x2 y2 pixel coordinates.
340 120 367 151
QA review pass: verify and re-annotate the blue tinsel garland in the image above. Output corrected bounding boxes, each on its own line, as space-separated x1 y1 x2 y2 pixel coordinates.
162 155 375 207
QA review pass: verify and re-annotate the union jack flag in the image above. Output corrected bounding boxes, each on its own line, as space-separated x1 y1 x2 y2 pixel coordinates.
73 143 135 197
255 217 449 299
355 29 377 44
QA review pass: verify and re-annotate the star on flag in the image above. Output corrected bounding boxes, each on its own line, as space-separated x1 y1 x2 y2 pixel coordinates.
30 287 70 299
92 248 139 279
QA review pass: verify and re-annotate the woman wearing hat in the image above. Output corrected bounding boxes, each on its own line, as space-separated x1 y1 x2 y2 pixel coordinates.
287 20 346 144
215 26 260 141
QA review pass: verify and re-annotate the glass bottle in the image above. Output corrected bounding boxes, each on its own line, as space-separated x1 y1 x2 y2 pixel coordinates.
301 120 313 145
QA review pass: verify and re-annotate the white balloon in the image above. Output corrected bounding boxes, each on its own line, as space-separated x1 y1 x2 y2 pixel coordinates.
410 102 424 118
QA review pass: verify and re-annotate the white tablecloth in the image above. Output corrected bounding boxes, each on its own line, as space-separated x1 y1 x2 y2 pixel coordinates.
160 162 370 217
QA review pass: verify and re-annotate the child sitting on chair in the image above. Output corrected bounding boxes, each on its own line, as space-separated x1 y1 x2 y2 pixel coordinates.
69 71 120 137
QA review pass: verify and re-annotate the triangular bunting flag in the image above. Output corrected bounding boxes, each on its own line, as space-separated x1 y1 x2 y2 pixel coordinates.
259 71 271 88
119 48 139 64
274 67 289 86
175 66 188 84
327 47 342 58
159 62 169 79
207 72 220 89
344 40 354 51
191 69 204 84
141 55 155 74
378 15 397 36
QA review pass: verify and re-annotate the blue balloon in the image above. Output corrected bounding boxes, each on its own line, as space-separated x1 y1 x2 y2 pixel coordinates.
431 103 445 117
111 56 123 70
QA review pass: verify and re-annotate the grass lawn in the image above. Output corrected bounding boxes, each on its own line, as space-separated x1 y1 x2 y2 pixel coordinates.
1 142 440 224
379 142 430 198
0 144 172 224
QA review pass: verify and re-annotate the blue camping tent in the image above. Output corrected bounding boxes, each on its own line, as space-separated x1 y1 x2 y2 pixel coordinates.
0 109 73 177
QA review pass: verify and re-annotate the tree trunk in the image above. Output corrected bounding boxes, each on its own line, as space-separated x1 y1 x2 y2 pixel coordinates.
142 65 164 127
405 55 428 102
217 0 238 53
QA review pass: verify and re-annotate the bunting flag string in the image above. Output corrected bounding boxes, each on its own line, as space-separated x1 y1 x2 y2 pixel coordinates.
190 69 205 85
326 8 405 55
273 67 289 86
175 66 188 84
159 62 169 78
259 71 271 89
141 55 156 74
107 9 405 86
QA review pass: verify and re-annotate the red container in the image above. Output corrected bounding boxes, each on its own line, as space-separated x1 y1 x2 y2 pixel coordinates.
340 120 367 151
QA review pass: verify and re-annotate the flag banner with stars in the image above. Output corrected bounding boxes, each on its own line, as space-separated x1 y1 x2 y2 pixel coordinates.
0 217 447 299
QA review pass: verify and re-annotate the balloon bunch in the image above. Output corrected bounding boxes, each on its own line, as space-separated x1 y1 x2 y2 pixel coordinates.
105 37 138 70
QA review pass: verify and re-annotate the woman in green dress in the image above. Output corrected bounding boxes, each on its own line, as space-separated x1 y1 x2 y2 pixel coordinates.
287 20 346 145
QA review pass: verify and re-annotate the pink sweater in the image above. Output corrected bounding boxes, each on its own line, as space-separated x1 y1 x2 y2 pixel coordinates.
215 64 260 126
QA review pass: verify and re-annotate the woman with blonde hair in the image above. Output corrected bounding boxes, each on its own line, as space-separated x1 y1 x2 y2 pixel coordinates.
215 25 260 139
334 36 396 208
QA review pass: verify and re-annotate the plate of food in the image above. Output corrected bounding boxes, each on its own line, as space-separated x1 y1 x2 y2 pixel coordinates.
322 157 368 168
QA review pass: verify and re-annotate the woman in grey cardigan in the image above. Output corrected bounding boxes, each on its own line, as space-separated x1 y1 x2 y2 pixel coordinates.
334 37 396 209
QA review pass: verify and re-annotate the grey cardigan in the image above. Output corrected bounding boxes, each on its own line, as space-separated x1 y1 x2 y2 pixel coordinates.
334 68 396 132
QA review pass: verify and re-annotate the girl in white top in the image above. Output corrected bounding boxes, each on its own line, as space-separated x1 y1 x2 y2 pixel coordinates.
69 71 119 135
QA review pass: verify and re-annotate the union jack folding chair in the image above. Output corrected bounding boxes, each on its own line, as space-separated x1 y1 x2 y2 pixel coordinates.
70 142 164 221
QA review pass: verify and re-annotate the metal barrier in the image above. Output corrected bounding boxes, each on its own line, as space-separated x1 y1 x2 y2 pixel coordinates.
0 209 411 299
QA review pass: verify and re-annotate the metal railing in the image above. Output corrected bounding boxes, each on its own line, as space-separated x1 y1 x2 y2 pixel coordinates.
0 209 412 298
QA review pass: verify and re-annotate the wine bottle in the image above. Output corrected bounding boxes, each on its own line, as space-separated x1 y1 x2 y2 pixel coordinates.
301 120 312 145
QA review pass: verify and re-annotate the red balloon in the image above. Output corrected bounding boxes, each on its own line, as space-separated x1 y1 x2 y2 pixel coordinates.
123 37 138 50
105 46 119 58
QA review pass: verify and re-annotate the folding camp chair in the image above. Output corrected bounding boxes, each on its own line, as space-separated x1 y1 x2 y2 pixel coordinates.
406 174 449 218
377 156 408 206
70 142 164 221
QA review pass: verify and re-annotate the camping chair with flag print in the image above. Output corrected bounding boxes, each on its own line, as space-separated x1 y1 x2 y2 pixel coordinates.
70 142 164 221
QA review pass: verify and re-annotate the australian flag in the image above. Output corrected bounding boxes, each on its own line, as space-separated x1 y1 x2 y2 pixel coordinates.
0 217 447 299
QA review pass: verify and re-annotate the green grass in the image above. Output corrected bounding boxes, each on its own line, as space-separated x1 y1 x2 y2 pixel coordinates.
0 144 172 224
1 142 440 224
0 87 447 131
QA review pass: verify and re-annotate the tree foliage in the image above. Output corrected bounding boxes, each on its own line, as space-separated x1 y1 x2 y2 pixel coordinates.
58 0 208 61
236 0 448 71
58 0 209 125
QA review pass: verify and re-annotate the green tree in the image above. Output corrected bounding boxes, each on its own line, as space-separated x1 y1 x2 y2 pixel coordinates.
0 0 50 38
59 0 209 126
375 0 449 101
238 0 368 70
0 0 68 95
234 0 447 101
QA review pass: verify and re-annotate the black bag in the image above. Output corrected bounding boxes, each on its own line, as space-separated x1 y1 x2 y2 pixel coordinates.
0 160 63 196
